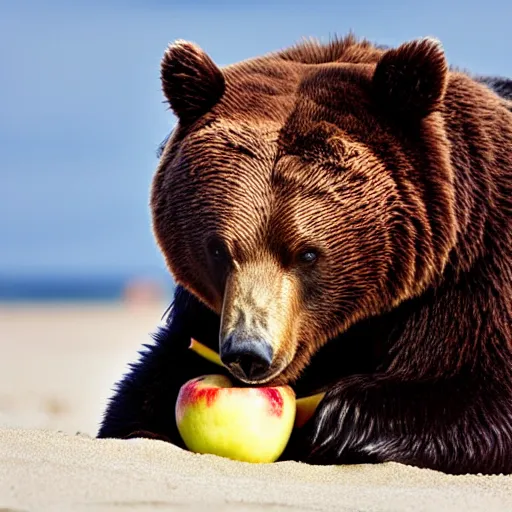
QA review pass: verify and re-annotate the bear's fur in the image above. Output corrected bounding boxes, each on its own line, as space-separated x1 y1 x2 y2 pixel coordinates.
98 35 512 475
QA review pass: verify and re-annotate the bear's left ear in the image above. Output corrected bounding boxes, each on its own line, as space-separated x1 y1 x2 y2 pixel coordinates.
161 40 225 123
372 37 448 119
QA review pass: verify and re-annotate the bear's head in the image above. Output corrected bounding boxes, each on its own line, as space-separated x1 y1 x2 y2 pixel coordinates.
151 36 458 386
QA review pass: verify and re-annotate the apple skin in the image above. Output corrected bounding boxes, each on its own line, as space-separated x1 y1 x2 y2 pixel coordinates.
176 374 296 463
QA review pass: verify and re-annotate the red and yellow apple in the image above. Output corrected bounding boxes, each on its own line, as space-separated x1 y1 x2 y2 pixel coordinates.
175 374 296 463
175 338 326 462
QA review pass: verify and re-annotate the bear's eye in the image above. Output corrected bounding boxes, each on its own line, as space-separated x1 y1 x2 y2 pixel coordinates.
298 250 318 265
207 238 230 263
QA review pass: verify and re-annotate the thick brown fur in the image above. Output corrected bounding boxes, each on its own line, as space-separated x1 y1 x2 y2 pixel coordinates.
98 34 512 475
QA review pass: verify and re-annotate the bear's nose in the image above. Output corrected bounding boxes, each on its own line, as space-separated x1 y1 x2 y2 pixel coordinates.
220 335 274 382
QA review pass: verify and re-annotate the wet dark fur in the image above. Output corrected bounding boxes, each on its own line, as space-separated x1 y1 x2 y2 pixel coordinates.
98 35 512 475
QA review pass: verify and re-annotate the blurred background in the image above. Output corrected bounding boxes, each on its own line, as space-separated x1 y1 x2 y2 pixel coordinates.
1 0 510 437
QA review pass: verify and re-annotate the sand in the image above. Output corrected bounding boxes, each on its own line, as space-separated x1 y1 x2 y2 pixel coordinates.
1 303 512 511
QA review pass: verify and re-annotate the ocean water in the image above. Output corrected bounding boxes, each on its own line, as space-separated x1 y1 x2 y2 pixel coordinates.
0 275 175 302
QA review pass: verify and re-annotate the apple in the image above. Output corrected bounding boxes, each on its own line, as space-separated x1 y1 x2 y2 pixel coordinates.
175 374 296 463
293 392 325 428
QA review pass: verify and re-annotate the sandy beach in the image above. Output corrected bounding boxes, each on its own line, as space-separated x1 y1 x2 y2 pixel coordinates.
2 303 512 511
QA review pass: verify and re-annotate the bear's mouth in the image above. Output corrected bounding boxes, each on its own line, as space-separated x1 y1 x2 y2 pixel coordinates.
189 337 295 386
226 354 293 386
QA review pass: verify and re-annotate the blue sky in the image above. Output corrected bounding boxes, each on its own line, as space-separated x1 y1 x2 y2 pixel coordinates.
1 0 511 280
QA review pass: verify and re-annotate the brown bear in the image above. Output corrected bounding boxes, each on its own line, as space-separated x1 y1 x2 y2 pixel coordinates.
97 34 512 475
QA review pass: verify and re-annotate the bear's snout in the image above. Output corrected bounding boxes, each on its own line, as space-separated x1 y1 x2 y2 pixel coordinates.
218 259 299 384
220 334 274 382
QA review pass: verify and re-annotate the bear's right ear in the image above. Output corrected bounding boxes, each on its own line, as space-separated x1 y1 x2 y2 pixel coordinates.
161 40 225 123
372 37 448 120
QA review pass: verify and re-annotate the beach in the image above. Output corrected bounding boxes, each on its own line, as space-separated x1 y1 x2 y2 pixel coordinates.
1 303 512 511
